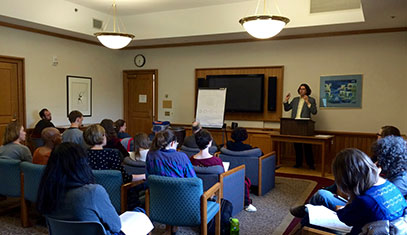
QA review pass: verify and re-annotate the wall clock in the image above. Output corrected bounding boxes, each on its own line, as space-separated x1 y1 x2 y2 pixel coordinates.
134 54 146 67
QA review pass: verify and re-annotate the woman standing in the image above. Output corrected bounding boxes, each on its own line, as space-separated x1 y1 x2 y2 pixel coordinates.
0 121 32 162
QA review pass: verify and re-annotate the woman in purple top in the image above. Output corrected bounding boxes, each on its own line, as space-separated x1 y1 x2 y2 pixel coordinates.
191 129 257 212
146 129 196 178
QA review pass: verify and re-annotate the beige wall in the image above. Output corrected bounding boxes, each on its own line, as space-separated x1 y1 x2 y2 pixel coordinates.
0 26 123 128
1 25 406 134
120 32 407 133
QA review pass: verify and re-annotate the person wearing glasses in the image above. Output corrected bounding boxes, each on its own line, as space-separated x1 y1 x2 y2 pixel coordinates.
284 83 317 169
376 125 401 139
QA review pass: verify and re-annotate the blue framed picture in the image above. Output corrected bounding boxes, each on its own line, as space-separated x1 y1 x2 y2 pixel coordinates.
319 74 362 108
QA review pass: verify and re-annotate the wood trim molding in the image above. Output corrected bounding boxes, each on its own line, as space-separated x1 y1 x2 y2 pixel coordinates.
1 19 405 49
0 21 100 46
125 27 407 50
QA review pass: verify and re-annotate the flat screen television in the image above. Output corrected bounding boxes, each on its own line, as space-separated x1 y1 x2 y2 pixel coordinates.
198 74 264 112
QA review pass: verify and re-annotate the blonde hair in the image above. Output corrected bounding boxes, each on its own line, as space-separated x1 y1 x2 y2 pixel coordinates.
83 124 105 146
3 121 22 145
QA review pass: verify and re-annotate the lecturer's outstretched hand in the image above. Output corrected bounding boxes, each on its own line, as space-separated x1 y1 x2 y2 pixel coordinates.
284 93 291 102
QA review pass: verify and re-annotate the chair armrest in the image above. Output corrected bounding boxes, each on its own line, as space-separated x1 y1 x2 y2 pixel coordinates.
120 180 145 213
201 182 221 235
202 182 221 202
219 165 245 198
301 226 336 235
258 151 276 196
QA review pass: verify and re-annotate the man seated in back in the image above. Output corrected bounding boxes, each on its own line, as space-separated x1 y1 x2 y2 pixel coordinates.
32 108 55 138
183 121 217 149
62 110 86 148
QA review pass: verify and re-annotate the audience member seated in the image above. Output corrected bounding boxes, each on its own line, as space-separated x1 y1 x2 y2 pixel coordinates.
62 110 87 148
32 127 61 165
191 129 256 212
0 121 32 162
146 129 196 234
32 108 55 138
377 125 401 139
36 142 122 235
100 119 129 160
183 121 217 149
130 133 150 162
114 119 131 139
146 129 196 178
226 127 255 151
290 125 403 217
334 148 407 234
372 136 407 198
84 124 145 183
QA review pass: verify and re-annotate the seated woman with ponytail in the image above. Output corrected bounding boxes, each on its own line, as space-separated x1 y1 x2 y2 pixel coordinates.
146 129 196 178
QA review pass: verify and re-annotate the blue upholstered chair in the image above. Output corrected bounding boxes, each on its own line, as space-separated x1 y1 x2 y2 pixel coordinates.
46 217 107 235
219 147 276 196
194 165 245 216
122 157 146 174
146 175 221 235
20 162 46 227
180 145 218 158
220 165 245 216
93 169 144 213
120 137 134 152
0 158 21 198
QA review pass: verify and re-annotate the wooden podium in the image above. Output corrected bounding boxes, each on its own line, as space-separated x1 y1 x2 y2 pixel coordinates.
280 118 315 136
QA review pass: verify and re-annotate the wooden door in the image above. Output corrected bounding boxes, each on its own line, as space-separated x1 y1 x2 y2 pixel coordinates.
123 70 158 136
0 56 25 144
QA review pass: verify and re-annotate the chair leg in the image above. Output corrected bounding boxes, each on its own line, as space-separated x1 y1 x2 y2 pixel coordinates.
20 172 31 227
215 209 221 235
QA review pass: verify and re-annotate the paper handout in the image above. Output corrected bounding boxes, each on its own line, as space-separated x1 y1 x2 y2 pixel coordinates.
305 204 352 233
119 211 154 235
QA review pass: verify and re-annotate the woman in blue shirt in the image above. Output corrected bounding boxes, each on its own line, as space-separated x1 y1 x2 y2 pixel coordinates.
37 142 121 235
146 129 196 178
334 148 407 234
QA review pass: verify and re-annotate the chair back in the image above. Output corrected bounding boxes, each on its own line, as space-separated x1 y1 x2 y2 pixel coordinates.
93 170 122 213
122 157 146 174
0 158 21 197
148 175 203 226
194 165 224 191
20 162 46 202
31 137 45 149
180 145 200 157
220 165 245 216
120 137 134 152
219 147 262 185
46 217 107 235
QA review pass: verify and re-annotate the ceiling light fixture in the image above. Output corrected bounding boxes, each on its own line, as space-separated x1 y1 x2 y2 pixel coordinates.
94 0 134 49
239 0 290 39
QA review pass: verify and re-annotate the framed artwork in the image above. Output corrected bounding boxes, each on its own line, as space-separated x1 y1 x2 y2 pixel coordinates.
67 75 92 116
319 74 362 108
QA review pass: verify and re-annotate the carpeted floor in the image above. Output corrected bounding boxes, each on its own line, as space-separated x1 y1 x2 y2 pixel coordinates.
0 175 320 235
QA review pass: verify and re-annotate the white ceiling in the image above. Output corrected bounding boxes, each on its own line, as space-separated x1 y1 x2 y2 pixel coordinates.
0 0 405 48
65 0 252 15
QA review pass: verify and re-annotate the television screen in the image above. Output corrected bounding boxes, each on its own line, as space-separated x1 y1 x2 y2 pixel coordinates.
199 74 264 112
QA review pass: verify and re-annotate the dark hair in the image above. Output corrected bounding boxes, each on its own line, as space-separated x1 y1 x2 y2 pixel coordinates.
150 129 177 151
39 108 48 119
3 121 22 145
68 110 83 123
380 126 401 138
100 119 117 141
195 129 213 150
134 132 151 154
332 148 378 200
37 142 94 214
371 136 407 178
83 124 105 146
297 83 312 96
231 127 248 142
114 119 126 133
192 121 201 133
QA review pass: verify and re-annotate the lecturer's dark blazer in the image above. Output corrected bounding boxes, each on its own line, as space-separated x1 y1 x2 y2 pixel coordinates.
284 96 317 118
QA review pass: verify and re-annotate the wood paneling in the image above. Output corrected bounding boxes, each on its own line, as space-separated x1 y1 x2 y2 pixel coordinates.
195 66 284 122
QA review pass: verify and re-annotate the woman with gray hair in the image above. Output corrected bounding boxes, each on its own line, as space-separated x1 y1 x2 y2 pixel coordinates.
371 136 407 197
